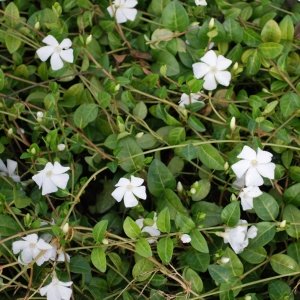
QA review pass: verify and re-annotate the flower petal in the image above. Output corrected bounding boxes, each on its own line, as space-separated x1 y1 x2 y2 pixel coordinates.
247 226 257 239
115 9 128 23
42 35 59 47
200 50 217 66
123 191 138 207
122 8 137 21
60 49 74 63
6 159 17 175
256 148 273 163
142 226 160 237
192 62 210 79
245 167 264 186
20 247 34 264
115 177 130 187
241 196 253 211
12 240 28 254
51 174 69 190
126 0 138 8
37 239 53 251
42 178 58 195
23 234 38 243
256 163 275 180
203 72 217 90
135 218 144 229
132 186 146 200
50 52 64 71
130 175 144 186
231 159 251 179
215 70 231 87
36 46 54 62
0 159 7 173
53 162 70 174
32 172 44 189
237 146 257 160
57 285 73 300
107 6 114 17
111 186 126 202
40 283 51 296
59 38 72 49
216 55 232 70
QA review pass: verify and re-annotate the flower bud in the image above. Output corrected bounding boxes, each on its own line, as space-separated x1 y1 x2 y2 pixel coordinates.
7 128 13 136
279 220 286 228
135 132 144 139
245 296 252 300
37 111 44 119
220 256 230 264
209 18 215 30
62 223 69 234
34 21 40 30
224 161 229 171
102 238 109 245
114 84 120 92
177 181 183 193
190 187 196 195
230 116 236 131
86 34 93 45
233 62 238 71
30 148 36 155
180 234 191 244
57 144 66 151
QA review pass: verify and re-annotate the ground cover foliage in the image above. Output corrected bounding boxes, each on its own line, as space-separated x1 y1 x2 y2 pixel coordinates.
0 0 300 299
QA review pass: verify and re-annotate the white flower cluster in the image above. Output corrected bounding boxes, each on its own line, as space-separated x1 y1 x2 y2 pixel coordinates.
135 213 160 243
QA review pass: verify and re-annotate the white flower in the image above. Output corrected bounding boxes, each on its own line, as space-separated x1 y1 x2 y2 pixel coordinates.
192 50 232 90
239 186 262 211
32 162 70 195
231 146 275 187
179 93 202 107
111 175 146 208
180 233 191 244
57 144 66 151
36 35 74 71
40 275 73 300
136 213 160 243
12 234 53 266
37 111 44 119
223 220 257 254
195 0 207 6
0 159 20 182
107 0 138 24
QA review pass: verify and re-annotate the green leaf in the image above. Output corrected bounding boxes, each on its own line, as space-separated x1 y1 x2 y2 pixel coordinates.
0 68 5 91
223 248 244 277
161 1 189 32
4 2 20 27
270 254 300 275
5 33 22 54
183 268 203 294
248 222 276 249
152 50 180 76
0 215 20 236
269 280 295 300
115 137 145 172
187 115 206 132
279 16 294 41
190 229 208 253
283 205 300 239
243 28 261 47
136 238 152 258
157 237 174 264
70 255 91 275
175 213 195 232
123 217 141 239
167 127 186 145
132 258 155 281
246 50 261 76
223 18 243 43
221 202 240 227
190 179 211 201
73 103 98 128
156 207 171 233
197 144 225 170
62 83 84 107
208 265 232 284
91 248 107 272
288 241 300 264
261 20 281 43
280 92 300 119
258 42 283 59
240 247 267 264
147 159 176 197
93 220 108 243
253 193 279 221
163 189 187 219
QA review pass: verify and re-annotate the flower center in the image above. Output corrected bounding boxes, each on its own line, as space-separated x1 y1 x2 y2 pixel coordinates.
251 159 258 166
54 46 62 53
126 184 133 191
46 170 53 177
210 66 218 73
29 242 36 249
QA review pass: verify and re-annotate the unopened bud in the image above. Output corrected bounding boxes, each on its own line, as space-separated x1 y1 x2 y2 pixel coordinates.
190 188 196 195
37 111 44 119
233 62 238 71
62 223 69 234
245 296 252 300
7 128 13 136
102 238 109 245
135 132 144 139
30 148 36 155
230 116 236 131
114 84 120 92
34 21 40 30
279 220 286 228
224 161 229 171
86 34 93 45
220 256 230 264
57 144 66 151
177 181 183 193
209 18 215 30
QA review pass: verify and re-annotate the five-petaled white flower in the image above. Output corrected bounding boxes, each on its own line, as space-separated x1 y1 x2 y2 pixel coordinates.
180 233 191 244
195 0 207 6
0 159 20 182
32 162 70 195
12 234 53 266
135 213 160 243
231 146 275 187
36 35 74 71
222 220 257 254
239 186 262 211
192 50 232 90
179 93 202 107
107 0 138 24
111 175 146 208
40 275 73 300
